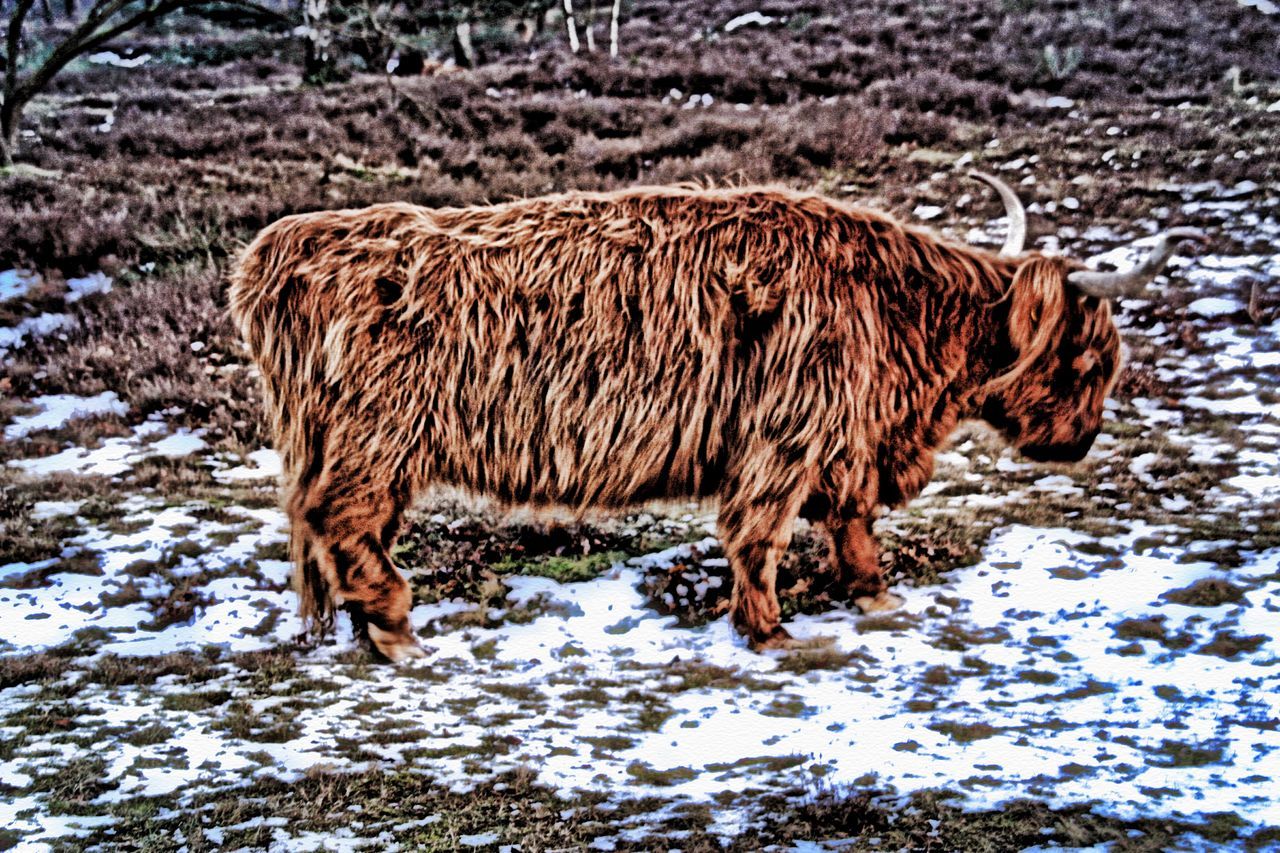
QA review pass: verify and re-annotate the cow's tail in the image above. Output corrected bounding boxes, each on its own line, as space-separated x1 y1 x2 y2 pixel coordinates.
229 216 336 639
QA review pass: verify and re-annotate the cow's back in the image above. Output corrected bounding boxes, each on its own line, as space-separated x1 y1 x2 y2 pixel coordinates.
234 189 871 507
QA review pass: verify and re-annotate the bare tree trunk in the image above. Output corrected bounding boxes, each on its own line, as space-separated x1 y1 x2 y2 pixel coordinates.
38 0 53 24
583 0 595 52
3 0 34 166
0 94 21 167
517 16 535 43
301 0 332 82
452 18 475 68
562 0 578 53
609 0 620 57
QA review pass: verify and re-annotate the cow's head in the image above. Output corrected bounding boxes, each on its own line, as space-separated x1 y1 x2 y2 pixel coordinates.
966 171 1205 463
981 257 1122 462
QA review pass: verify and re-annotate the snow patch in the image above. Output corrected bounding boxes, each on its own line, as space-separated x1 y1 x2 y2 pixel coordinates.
86 51 151 68
4 392 128 440
0 313 73 354
1186 296 1244 317
65 271 113 302
7 424 208 476
214 448 283 481
724 11 775 31
0 269 40 302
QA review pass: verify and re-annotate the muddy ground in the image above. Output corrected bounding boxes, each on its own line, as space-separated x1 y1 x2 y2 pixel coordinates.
1 1 1279 850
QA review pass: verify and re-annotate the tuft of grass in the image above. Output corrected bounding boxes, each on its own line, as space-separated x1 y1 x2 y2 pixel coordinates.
493 549 626 583
578 734 636 758
1112 616 1194 651
160 689 233 712
123 723 176 747
1196 631 1267 660
27 756 110 809
857 611 923 634
1018 670 1059 685
1161 578 1246 608
231 649 298 684
760 696 814 719
932 622 1013 652
610 686 677 732
85 651 221 687
774 647 866 675
930 721 1002 743
1144 739 1226 768
657 659 783 692
0 653 70 689
625 760 698 787
705 754 808 774
482 682 546 704
212 699 303 742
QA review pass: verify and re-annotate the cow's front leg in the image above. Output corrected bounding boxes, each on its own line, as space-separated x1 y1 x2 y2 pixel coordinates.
720 485 831 651
822 513 903 613
297 462 425 663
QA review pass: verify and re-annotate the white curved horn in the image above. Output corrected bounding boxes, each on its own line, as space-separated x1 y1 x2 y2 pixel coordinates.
968 170 1027 256
1068 228 1209 299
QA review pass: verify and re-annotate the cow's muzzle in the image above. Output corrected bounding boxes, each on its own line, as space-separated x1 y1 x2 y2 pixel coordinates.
1020 428 1100 463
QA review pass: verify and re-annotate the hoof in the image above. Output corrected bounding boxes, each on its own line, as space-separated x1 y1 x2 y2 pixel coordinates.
854 591 905 614
744 623 790 651
368 623 428 663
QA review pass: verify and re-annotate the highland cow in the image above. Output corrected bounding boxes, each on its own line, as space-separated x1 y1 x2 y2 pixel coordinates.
230 175 1203 661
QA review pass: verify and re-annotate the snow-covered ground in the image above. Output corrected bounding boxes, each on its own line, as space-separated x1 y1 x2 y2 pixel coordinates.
1 183 1277 850
0 269 115 357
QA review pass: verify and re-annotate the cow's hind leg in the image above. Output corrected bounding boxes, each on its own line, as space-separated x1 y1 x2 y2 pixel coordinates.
822 514 903 614
720 487 831 651
296 466 422 662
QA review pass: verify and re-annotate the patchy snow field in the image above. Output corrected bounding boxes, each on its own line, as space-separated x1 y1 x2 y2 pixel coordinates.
1 183 1278 850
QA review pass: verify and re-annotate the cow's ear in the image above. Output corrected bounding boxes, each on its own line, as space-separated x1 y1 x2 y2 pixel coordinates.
1006 256 1068 357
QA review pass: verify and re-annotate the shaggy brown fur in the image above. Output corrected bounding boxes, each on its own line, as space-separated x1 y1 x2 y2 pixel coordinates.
229 185 1120 660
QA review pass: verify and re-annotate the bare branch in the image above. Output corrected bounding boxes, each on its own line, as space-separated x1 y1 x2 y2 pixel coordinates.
562 0 578 52
12 0 193 105
2 0 280 164
4 0 38 104
609 0 620 57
